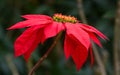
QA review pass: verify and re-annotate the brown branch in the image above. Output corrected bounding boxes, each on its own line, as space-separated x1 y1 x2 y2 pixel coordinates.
28 32 62 75
114 0 120 75
77 0 106 75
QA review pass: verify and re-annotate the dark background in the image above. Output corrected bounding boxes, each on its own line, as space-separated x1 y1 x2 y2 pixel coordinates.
0 0 118 75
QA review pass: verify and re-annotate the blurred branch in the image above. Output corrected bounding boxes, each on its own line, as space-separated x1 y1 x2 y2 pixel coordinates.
92 44 106 75
77 0 106 75
114 0 120 75
77 0 87 24
6 54 19 75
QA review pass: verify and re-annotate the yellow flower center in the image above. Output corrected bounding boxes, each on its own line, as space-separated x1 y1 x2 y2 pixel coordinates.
53 13 78 23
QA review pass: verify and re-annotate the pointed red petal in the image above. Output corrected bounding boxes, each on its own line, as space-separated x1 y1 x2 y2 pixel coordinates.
44 22 65 40
79 24 108 40
22 14 52 20
65 23 90 50
23 29 44 61
64 35 88 70
8 19 51 30
89 45 94 67
64 35 73 59
14 27 39 57
89 33 102 47
71 43 88 70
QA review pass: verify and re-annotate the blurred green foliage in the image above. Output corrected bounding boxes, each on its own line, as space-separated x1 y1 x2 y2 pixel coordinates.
0 0 116 75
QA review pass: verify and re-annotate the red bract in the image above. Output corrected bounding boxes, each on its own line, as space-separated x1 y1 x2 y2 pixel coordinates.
8 14 108 70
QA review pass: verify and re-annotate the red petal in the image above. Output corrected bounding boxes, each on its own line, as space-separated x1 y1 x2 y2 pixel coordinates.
71 43 88 70
79 24 108 40
22 14 52 20
89 45 94 67
64 35 74 59
65 23 90 49
64 35 88 70
8 19 51 30
89 33 102 47
14 27 39 57
44 22 65 40
23 29 45 61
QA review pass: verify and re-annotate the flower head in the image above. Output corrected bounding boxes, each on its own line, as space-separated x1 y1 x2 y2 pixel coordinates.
8 13 108 70
53 13 78 23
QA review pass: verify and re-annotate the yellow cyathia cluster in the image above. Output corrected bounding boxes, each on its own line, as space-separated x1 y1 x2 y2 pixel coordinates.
53 13 78 23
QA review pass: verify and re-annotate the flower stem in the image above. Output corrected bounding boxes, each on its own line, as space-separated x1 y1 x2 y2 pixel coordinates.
28 32 62 75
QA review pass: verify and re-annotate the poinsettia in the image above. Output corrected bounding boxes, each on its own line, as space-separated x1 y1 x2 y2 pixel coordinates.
8 13 108 70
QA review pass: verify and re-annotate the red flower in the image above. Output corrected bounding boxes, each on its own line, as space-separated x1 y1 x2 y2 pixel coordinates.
8 14 108 70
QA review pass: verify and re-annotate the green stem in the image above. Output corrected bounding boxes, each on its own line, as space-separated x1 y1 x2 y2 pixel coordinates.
28 32 62 75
